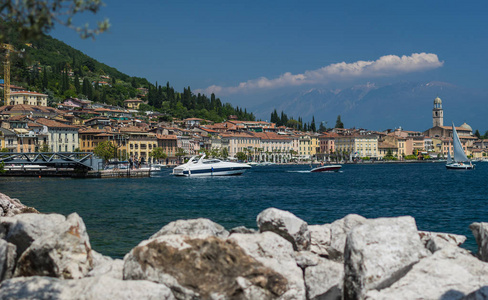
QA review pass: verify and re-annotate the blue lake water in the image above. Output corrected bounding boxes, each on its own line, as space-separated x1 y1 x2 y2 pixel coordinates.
1 162 487 258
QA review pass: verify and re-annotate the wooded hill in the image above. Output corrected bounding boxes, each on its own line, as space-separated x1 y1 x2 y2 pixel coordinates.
0 21 255 122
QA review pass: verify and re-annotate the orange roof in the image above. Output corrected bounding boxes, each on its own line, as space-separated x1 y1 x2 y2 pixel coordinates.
11 91 47 96
156 134 177 140
34 118 78 129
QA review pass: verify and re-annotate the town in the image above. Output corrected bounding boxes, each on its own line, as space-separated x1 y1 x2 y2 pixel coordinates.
0 85 486 167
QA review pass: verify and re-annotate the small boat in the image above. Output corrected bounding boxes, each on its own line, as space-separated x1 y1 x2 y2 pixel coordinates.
172 154 251 177
446 123 474 170
310 164 342 172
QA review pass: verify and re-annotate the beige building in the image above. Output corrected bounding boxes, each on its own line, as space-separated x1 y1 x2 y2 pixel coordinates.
335 134 379 159
34 118 79 152
10 91 48 106
220 132 260 159
120 127 158 164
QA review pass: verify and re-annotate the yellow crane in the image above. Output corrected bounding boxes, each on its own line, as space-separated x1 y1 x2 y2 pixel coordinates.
1 43 15 106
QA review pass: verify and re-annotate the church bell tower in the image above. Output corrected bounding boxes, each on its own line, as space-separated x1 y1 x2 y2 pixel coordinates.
433 97 443 127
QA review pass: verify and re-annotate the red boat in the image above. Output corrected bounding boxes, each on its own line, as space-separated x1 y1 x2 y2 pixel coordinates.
310 164 342 172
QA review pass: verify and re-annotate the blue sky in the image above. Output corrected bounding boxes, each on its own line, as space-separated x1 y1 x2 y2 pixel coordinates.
51 0 488 108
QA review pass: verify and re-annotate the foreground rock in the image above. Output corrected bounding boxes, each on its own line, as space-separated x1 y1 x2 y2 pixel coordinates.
150 218 229 239
419 230 467 253
304 257 343 300
469 222 488 261
257 208 311 251
343 216 429 300
230 231 306 299
0 239 16 281
0 275 175 300
13 213 93 279
124 234 288 299
0 193 38 217
364 246 488 299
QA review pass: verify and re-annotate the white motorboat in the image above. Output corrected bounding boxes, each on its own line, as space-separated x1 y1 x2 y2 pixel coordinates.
172 154 251 177
310 164 342 172
446 123 474 170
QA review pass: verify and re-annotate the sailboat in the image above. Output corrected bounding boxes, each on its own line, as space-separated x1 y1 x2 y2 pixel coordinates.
446 123 474 170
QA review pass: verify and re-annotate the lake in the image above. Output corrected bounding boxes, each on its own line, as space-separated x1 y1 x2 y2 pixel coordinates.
1 162 486 258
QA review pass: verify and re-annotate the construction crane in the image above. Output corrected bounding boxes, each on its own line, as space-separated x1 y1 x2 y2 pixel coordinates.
1 43 15 106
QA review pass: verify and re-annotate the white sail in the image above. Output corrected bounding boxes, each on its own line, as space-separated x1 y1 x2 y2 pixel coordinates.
452 123 469 162
447 141 453 164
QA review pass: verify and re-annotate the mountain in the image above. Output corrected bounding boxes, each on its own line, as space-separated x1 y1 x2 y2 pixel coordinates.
250 81 488 132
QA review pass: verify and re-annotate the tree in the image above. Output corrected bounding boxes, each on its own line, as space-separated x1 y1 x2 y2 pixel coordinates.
220 147 229 159
310 116 316 132
38 143 50 152
318 121 327 133
175 148 187 163
0 0 110 42
475 129 481 139
236 152 246 162
93 141 117 162
149 147 167 163
335 115 344 128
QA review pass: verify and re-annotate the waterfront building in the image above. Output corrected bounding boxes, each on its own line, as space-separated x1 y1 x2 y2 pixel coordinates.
251 132 293 163
335 134 379 159
220 132 259 159
10 91 48 106
377 141 398 159
119 127 158 164
319 133 337 155
156 134 178 164
33 118 79 152
298 134 312 160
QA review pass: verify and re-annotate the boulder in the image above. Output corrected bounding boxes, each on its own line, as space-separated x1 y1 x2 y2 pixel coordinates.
230 231 306 299
0 275 175 300
87 251 123 280
229 226 257 234
418 231 466 253
309 224 331 257
462 286 488 300
304 258 343 300
2 213 66 255
0 193 38 217
364 246 488 300
124 234 288 300
343 216 429 300
0 239 16 282
294 251 320 269
14 213 93 279
470 222 488 261
150 218 229 239
328 214 367 260
256 208 310 251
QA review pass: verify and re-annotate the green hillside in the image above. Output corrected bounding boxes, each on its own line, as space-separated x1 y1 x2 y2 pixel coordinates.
0 21 255 122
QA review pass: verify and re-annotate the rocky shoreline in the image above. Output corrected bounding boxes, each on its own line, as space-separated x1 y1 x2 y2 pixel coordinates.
1 192 488 299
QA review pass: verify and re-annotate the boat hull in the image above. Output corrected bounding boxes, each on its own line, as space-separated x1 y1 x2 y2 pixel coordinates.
310 165 342 172
173 166 250 177
446 163 474 170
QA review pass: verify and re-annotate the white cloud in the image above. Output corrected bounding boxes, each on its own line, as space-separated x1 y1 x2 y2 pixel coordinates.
196 53 443 96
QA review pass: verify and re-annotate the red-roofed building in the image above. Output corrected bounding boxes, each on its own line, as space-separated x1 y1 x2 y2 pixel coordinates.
10 91 48 106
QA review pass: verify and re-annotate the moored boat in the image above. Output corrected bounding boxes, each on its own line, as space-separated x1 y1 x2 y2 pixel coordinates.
172 154 251 177
446 123 474 170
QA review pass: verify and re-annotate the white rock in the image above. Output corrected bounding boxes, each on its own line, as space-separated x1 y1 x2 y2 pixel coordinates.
328 214 367 260
230 231 306 300
309 224 331 257
470 222 488 261
124 234 288 300
0 193 37 217
419 230 466 253
14 213 93 279
0 275 175 300
87 251 123 280
294 251 320 269
256 208 311 251
364 246 488 300
0 239 16 282
343 216 429 300
2 213 66 255
150 218 229 239
304 258 343 300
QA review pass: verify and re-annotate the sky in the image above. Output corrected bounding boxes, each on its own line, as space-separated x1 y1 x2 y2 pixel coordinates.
50 0 488 114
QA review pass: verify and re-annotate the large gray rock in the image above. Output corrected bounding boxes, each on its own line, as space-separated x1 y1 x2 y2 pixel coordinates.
304 258 343 300
0 193 38 217
328 214 367 260
463 286 488 300
470 222 488 261
0 239 16 282
364 246 488 300
150 218 229 239
14 213 93 279
257 208 311 251
1 213 66 255
0 275 175 300
230 231 306 300
124 234 288 300
87 251 123 280
309 224 331 257
343 216 429 300
418 230 467 253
